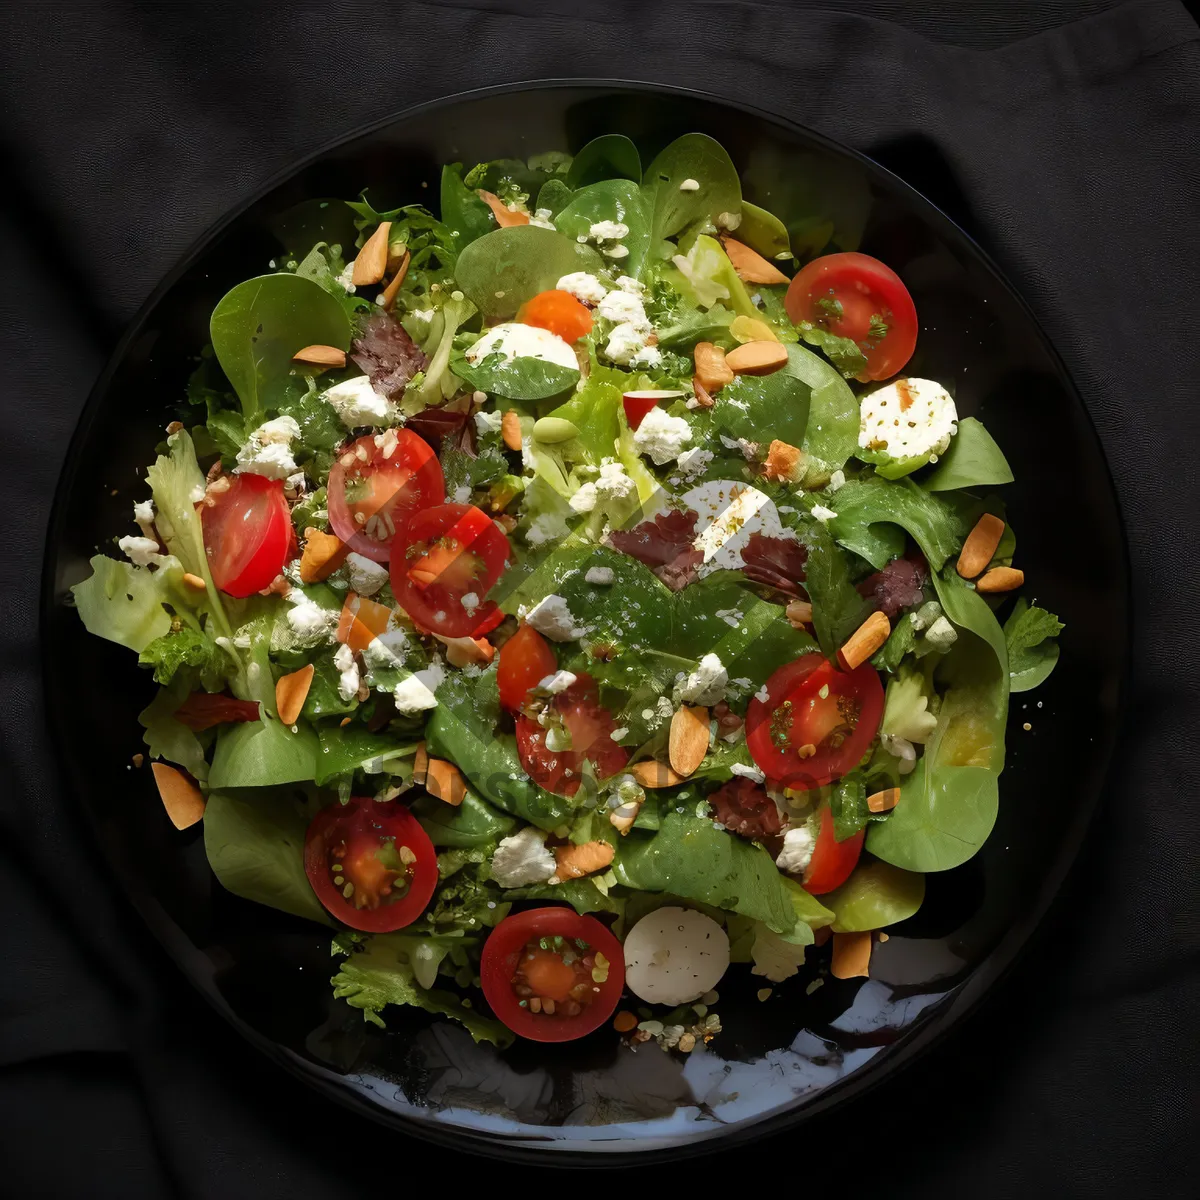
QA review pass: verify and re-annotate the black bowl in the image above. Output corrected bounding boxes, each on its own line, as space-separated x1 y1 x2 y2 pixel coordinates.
40 81 1129 1160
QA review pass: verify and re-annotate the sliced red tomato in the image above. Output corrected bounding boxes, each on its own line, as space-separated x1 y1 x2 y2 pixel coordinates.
802 805 865 894
201 473 291 597
327 431 444 564
784 251 918 382
390 503 510 638
304 797 438 932
746 652 884 789
621 389 684 430
497 623 558 713
173 693 261 732
515 673 629 797
517 289 593 342
480 907 625 1042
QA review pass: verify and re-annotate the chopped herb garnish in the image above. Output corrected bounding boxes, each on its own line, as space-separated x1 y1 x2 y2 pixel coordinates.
816 296 844 321
868 313 890 340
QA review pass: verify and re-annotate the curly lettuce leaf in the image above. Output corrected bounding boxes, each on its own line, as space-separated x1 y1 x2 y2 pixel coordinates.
138 681 210 782
1003 598 1063 693
71 554 177 654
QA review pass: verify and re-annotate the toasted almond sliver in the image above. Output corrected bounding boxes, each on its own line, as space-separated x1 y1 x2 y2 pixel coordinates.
150 763 205 830
838 610 891 670
434 633 496 668
554 839 616 881
975 565 1025 593
292 344 346 367
669 705 710 777
426 758 466 806
725 340 789 376
412 742 429 785
275 663 314 726
831 930 872 979
692 375 716 408
300 527 348 584
181 572 207 591
694 341 734 392
501 409 522 451
478 190 530 228
721 237 791 286
785 599 813 628
351 221 391 286
629 760 684 789
956 513 1006 579
867 787 900 814
381 249 411 310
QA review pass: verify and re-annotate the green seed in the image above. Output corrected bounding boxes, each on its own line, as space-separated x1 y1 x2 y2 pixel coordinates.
532 416 579 444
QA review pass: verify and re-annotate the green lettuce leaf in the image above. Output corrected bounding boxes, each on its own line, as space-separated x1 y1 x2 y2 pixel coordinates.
71 554 177 654
138 681 210 781
138 626 227 690
1003 598 1063 692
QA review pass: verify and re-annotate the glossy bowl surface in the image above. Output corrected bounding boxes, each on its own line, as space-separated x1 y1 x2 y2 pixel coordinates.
41 82 1128 1161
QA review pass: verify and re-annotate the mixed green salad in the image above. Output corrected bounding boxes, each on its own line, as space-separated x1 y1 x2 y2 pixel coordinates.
72 133 1062 1052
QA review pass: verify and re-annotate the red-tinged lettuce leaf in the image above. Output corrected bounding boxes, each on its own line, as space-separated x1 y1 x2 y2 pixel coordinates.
858 551 928 619
741 532 808 597
351 312 428 398
608 508 704 592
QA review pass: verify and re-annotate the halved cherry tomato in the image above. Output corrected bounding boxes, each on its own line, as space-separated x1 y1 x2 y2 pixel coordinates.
327 431 444 564
517 289 593 342
801 805 865 895
515 673 629 797
746 652 884 789
622 389 686 431
201 473 292 597
390 503 510 638
173 693 261 732
784 251 917 382
303 797 437 932
480 907 625 1042
497 623 558 713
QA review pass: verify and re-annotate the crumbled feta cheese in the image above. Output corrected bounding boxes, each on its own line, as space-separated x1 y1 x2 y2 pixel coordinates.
678 177 701 192
521 436 536 470
133 500 155 526
755 684 770 704
118 535 163 567
234 415 301 480
363 627 409 671
679 653 728 705
880 732 918 774
924 615 959 651
322 375 399 429
452 484 472 504
569 482 597 513
597 289 649 327
538 670 577 695
556 271 608 305
683 480 785 574
610 727 629 741
525 593 584 641
633 407 691 465
333 644 360 702
466 322 578 370
256 415 301 444
525 511 571 548
460 592 480 613
858 378 958 467
719 434 759 461
392 660 446 714
589 219 628 242
596 460 636 501
674 446 713 480
285 591 339 645
717 211 742 230
407 307 435 324
828 469 846 492
604 321 654 366
614 275 645 295
602 243 629 259
731 762 766 784
529 208 556 230
811 504 838 523
336 262 357 293
345 552 389 597
776 823 816 874
490 827 557 888
585 566 614 586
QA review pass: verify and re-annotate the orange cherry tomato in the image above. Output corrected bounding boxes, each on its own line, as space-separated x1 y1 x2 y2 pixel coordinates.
517 290 594 343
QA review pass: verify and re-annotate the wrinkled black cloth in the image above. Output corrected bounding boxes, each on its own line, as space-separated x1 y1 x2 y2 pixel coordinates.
3 2 1198 1195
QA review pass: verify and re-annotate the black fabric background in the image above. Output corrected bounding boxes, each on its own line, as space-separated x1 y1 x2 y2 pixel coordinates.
3 2 1199 1195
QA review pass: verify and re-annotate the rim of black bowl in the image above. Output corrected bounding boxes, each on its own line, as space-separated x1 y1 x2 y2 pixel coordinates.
40 78 1132 1164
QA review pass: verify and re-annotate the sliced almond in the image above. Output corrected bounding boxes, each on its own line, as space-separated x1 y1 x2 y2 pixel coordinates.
380 249 411 311
412 742 429 785
867 787 900 814
434 633 496 668
181 572 207 591
692 375 716 408
292 344 346 367
629 760 684 789
275 663 314 726
351 221 391 286
553 839 615 881
785 599 813 628
722 237 791 285
425 757 466 806
669 705 710 777
478 190 530 228
838 610 891 670
501 408 522 451
300 527 348 583
694 341 734 392
150 763 205 830
831 930 872 979
975 565 1025 593
725 340 789 376
956 513 1006 579
763 438 806 483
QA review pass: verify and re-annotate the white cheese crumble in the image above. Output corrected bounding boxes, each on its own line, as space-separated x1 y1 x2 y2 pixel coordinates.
322 375 400 429
473 409 502 436
924 615 959 651
465 321 578 371
392 659 446 714
285 592 339 645
731 762 766 784
118 535 163 567
614 275 645 295
568 482 597 514
132 500 155 529
490 827 557 888
596 460 636 500
605 322 661 367
525 511 571 548
524 593 585 641
333 644 360 702
538 670 578 695
811 504 838 523
529 208 556 230
674 446 713 480
235 414 302 480
679 653 728 705
585 566 614 585
633 407 692 465
682 480 786 574
596 290 649 327
678 178 700 191
776 823 816 874
858 377 958 464
556 271 608 304
829 469 846 492
345 552 389 597
363 627 409 671
589 219 629 242
460 591 480 613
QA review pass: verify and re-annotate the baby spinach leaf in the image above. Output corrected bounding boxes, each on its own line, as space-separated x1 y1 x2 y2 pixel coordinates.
454 225 605 321
567 134 641 189
931 567 1009 670
462 157 547 203
439 162 494 252
873 613 918 673
713 366 810 448
736 200 792 260
796 322 868 379
203 788 331 925
314 727 417 786
411 790 517 848
921 417 1014 492
830 773 872 841
829 477 967 571
641 133 742 245
554 179 651 277
210 274 351 425
208 717 319 789
423 665 574 830
300 657 357 719
824 860 925 932
535 177 574 218
784 343 859 469
269 197 359 265
450 350 579 401
612 810 796 933
803 524 872 658
504 879 624 917
1003 598 1063 692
